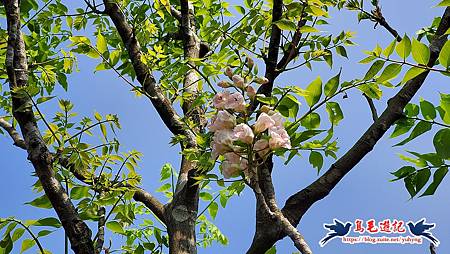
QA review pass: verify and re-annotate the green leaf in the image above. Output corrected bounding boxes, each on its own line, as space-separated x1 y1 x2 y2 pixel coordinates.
421 167 448 196
377 63 402 83
301 113 321 129
36 96 55 104
415 168 431 193
358 83 382 99
34 218 61 228
134 244 145 254
439 40 450 69
37 230 53 238
305 77 322 107
234 5 245 14
364 60 384 80
208 202 219 219
106 221 125 234
411 38 430 65
265 245 277 254
393 121 432 146
299 25 320 33
401 67 426 85
396 35 411 59
277 94 300 118
273 19 297 31
325 102 344 126
12 228 25 241
324 71 340 97
309 151 324 173
433 129 450 159
383 40 397 57
404 174 417 198
70 186 90 200
437 0 450 6
391 166 415 181
335 46 348 58
94 112 102 121
25 195 52 209
20 239 35 253
439 93 450 124
420 99 436 120
96 32 107 54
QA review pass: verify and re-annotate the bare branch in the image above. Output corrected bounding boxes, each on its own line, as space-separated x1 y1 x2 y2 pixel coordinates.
0 117 26 149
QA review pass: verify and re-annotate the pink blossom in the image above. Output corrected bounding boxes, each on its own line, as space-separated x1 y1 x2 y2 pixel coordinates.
211 141 229 159
213 129 235 146
246 85 256 99
212 91 231 109
232 75 245 89
224 152 240 164
253 139 270 157
269 111 285 127
208 110 236 132
222 161 240 178
226 92 246 112
211 129 236 159
254 113 275 133
217 80 231 88
233 123 254 144
268 126 291 149
222 152 248 178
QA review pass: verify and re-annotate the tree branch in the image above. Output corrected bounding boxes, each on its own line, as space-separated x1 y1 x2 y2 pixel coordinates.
4 1 95 253
257 0 283 97
247 7 450 253
58 157 167 224
95 206 106 254
1 117 167 225
102 0 196 147
363 94 378 122
0 117 26 149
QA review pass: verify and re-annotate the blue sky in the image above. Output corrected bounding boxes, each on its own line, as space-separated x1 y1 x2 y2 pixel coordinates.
1 0 449 253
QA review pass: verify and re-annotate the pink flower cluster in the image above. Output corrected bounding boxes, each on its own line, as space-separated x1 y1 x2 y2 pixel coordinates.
209 72 291 179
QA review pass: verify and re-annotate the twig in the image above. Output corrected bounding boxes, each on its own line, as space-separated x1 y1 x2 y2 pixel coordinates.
363 94 378 122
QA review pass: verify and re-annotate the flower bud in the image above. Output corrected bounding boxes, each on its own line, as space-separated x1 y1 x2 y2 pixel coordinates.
255 77 269 84
246 56 254 69
225 67 233 78
217 80 231 88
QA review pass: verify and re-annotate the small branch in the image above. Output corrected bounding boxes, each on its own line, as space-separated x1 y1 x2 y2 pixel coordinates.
363 94 378 122
407 117 450 128
370 6 402 42
102 0 196 147
0 117 26 149
95 206 106 254
4 219 45 254
170 6 182 21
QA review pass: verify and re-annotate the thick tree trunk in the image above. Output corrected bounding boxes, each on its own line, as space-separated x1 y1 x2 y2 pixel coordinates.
165 157 199 254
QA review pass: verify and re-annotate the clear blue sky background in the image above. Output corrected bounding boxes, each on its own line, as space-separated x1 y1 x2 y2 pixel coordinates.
1 1 449 253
